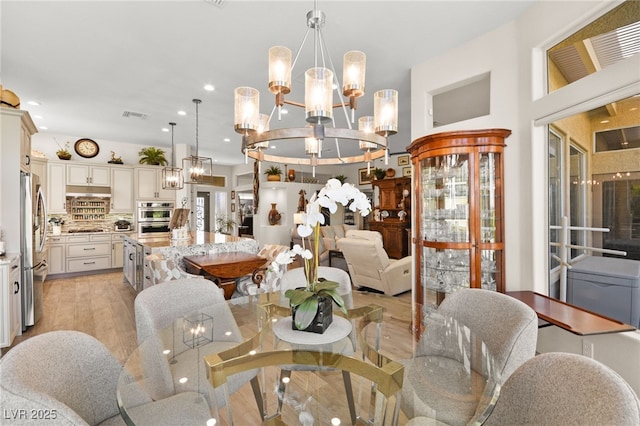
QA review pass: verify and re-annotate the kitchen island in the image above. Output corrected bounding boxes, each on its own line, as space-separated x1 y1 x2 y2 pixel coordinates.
123 232 259 293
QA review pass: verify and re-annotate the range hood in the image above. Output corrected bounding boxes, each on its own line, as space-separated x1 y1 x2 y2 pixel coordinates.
65 185 112 198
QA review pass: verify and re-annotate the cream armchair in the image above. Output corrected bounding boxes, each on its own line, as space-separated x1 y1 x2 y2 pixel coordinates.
337 236 411 296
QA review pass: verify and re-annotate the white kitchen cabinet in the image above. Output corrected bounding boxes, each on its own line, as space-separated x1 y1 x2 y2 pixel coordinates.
47 162 67 213
65 234 111 273
111 167 134 212
135 167 175 201
31 157 48 189
111 233 127 268
47 236 66 275
67 164 110 186
1 255 22 348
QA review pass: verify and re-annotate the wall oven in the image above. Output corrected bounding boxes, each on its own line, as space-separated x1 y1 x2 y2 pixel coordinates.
137 201 173 236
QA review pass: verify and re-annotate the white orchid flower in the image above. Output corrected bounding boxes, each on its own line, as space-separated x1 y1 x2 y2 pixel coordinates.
291 244 312 259
274 251 295 265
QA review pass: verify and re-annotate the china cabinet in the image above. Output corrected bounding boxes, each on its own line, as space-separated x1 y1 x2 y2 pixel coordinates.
407 129 510 313
369 177 411 258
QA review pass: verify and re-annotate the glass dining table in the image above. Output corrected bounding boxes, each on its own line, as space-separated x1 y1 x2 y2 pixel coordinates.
117 290 501 426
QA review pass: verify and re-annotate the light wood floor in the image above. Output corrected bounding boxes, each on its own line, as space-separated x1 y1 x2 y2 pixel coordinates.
2 272 412 365
2 271 138 363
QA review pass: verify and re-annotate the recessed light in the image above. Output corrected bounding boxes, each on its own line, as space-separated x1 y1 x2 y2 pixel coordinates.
38 126 48 130
270 145 277 149
178 110 187 116
204 84 215 92
600 119 609 124
281 108 288 115
223 138 231 143
161 128 169 132
27 101 40 106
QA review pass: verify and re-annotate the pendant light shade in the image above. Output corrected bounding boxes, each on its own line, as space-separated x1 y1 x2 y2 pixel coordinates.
183 99 212 184
162 122 184 190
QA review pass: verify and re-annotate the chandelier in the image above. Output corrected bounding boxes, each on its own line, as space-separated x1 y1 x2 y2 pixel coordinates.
233 2 398 175
162 122 184 190
183 99 213 184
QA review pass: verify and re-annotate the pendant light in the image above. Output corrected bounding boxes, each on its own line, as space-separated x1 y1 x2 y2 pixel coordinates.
162 122 184 190
183 99 212 184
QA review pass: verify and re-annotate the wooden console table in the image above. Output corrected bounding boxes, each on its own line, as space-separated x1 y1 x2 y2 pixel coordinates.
183 252 266 299
507 291 636 336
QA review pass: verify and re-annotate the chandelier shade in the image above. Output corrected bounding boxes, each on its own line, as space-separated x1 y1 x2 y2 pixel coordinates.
183 98 212 184
162 122 184 190
234 1 397 170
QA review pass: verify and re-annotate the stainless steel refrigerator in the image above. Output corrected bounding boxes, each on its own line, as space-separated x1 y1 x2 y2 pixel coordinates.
20 171 47 330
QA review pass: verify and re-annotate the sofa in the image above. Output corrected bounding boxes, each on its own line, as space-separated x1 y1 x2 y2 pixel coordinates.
291 224 359 266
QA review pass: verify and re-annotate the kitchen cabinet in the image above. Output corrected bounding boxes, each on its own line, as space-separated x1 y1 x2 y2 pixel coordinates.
1 255 22 348
47 162 67 213
66 234 111 273
67 164 110 186
407 129 510 310
31 157 48 188
111 167 134 212
135 167 175 201
111 233 129 268
1 108 36 253
47 236 66 275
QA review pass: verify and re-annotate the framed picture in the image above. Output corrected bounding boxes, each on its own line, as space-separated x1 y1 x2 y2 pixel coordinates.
231 190 235 200
403 167 412 177
397 155 410 166
359 168 374 185
231 203 235 212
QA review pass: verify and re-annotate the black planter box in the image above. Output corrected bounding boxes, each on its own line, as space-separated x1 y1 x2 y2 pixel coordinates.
291 295 333 334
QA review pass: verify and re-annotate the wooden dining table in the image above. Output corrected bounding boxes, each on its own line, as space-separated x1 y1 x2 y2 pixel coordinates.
182 252 267 299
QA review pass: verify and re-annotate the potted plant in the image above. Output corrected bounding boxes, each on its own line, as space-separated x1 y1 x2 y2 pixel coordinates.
334 174 348 184
272 178 372 332
264 165 282 181
373 167 386 180
138 147 167 166
215 215 237 234
56 140 72 160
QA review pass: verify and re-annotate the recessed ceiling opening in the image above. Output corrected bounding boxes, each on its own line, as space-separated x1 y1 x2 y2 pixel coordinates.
432 72 491 128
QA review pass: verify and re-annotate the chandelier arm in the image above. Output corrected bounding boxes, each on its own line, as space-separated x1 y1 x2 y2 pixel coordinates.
318 26 354 129
333 137 344 163
282 99 306 109
245 127 386 148
291 26 312 74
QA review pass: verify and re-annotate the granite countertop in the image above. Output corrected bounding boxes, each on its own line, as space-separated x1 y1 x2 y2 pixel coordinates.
0 252 20 265
125 232 252 248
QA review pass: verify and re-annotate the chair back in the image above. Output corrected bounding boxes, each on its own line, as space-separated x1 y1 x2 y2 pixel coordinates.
345 229 383 244
135 278 224 344
483 352 640 425
337 237 390 289
0 331 122 425
424 288 538 381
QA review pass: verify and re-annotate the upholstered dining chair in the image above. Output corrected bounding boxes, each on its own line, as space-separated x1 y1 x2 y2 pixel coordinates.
145 253 203 287
483 352 640 425
134 278 264 416
0 330 212 426
277 266 358 424
401 288 538 426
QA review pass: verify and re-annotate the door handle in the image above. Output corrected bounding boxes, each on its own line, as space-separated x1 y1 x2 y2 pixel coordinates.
129 253 134 260
83 261 96 265
83 247 96 251
14 281 20 294
26 154 31 165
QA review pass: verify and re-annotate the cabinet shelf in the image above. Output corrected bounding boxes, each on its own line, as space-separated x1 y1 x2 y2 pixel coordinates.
68 198 109 221
408 128 511 314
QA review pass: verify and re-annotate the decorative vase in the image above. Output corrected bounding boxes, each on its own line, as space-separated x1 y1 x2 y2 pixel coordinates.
268 203 281 225
57 153 71 160
291 295 333 334
288 169 296 182
267 174 281 182
385 168 396 178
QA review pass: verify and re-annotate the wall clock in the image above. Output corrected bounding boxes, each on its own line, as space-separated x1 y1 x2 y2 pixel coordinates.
74 138 99 158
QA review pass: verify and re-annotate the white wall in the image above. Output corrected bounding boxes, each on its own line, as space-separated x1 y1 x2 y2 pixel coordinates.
410 0 640 394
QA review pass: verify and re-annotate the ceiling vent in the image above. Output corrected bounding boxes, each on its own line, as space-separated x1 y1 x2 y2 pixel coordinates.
122 111 148 120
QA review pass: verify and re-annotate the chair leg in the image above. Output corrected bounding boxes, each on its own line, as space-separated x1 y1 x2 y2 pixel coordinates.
277 369 292 413
250 376 264 419
342 370 357 425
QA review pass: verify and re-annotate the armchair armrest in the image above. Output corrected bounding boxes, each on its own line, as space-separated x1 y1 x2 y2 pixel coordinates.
380 256 412 295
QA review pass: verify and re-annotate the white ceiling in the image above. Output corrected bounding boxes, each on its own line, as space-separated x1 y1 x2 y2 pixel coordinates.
1 0 535 165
